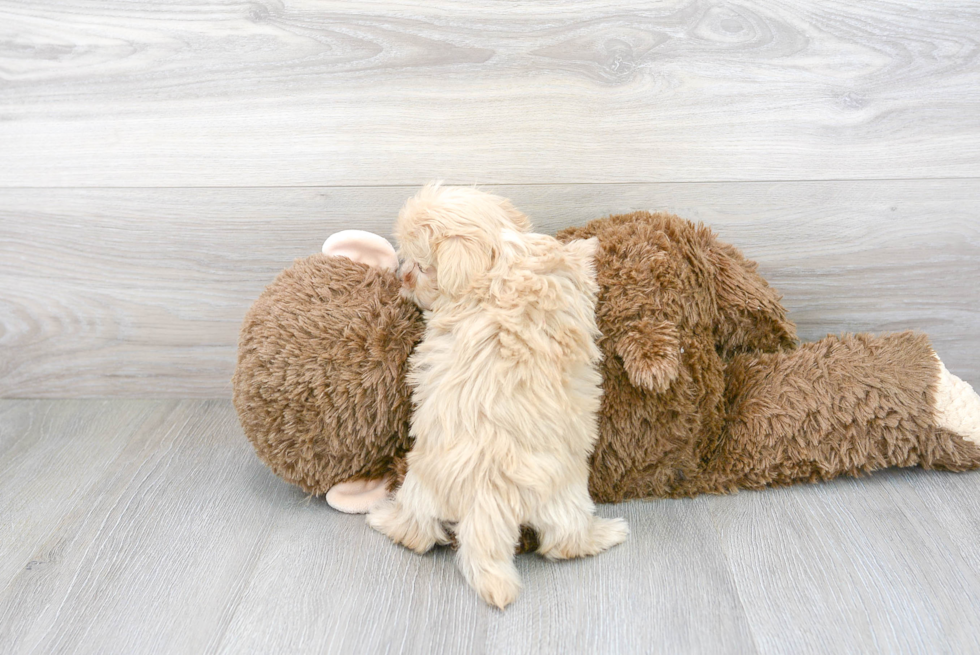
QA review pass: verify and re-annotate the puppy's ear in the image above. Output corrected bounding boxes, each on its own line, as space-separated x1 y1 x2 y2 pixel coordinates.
435 236 492 297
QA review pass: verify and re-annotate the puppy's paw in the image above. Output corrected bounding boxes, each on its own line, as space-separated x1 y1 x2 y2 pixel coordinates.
365 499 400 539
589 516 629 554
471 562 523 609
366 500 445 554
539 516 629 560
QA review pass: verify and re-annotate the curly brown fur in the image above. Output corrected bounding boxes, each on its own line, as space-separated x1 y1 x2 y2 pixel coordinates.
556 212 800 502
711 331 980 491
233 254 422 495
557 213 980 502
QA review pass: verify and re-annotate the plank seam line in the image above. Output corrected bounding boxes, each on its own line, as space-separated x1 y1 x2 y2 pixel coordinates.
1 176 980 191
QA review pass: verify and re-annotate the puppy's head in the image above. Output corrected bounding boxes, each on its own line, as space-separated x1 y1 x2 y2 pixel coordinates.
395 183 531 309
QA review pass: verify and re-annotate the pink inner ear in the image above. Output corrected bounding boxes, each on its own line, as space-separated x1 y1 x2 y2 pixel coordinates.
322 230 398 272
325 477 392 514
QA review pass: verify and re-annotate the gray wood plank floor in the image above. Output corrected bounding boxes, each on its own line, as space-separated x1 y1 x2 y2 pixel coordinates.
3 399 980 655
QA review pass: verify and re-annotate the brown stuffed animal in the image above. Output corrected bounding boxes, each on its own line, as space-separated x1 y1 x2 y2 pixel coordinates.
233 211 980 525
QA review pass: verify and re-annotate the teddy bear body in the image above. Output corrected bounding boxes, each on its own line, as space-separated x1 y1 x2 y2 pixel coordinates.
560 213 980 503
233 211 980 512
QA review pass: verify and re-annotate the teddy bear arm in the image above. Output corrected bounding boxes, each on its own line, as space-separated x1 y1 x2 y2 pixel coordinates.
708 242 797 356
613 317 682 393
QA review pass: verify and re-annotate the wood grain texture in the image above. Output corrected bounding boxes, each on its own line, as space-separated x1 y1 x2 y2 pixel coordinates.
1 180 977 398
218 498 757 655
484 499 757 655
3 400 980 653
1 1 979 186
0 400 170 590
0 400 297 655
709 471 980 654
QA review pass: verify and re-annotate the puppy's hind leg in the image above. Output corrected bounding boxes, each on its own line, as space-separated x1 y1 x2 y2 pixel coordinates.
455 494 523 609
532 482 628 561
366 471 449 554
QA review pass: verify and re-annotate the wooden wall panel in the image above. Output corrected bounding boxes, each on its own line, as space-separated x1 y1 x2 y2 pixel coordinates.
1 1 978 186
1 180 977 397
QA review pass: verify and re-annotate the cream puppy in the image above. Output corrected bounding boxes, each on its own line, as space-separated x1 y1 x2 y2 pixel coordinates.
367 184 628 608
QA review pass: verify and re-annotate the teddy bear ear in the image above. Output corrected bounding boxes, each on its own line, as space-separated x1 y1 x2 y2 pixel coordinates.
322 230 398 272
325 477 393 514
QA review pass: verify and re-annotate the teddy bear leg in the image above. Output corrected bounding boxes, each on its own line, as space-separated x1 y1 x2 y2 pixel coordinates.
710 332 980 493
365 471 449 554
454 495 523 609
531 483 629 561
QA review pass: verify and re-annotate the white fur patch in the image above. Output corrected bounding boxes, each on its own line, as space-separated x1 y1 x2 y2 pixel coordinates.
934 359 980 445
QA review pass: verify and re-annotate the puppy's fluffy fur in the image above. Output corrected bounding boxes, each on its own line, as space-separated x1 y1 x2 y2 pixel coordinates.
367 184 628 608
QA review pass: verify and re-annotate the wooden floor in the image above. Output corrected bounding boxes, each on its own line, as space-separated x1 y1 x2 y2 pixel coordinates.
2 399 980 655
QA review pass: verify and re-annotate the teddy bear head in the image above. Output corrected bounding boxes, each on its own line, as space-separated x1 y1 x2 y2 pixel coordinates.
232 231 420 512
